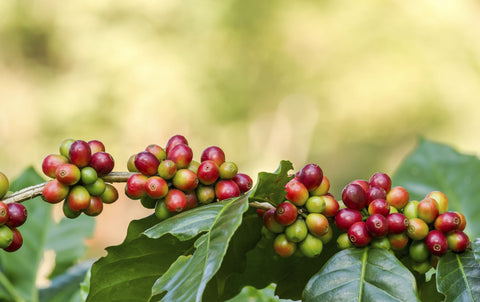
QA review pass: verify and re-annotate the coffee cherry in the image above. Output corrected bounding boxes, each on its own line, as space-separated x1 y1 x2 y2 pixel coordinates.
155 200 172 221
158 160 177 180
59 138 75 159
297 164 323 191
87 140 105 154
134 151 160 176
367 199 390 217
63 200 81 219
200 146 225 167
426 191 449 214
455 211 467 231
365 214 389 238
369 172 392 193
434 212 461 233
371 237 391 250
342 183 367 210
273 233 296 257
337 233 354 249
172 168 198 194
89 152 115 176
386 213 409 234
100 184 119 204
388 232 409 250
196 185 216 204
85 178 106 196
187 160 200 174
3 227 22 252
425 230 448 256
165 189 187 213
350 179 369 192
42 179 70 204
56 163 81 186
310 175 330 196
348 222 372 247
145 144 166 161
0 225 13 248
232 173 253 193
407 218 429 240
322 195 340 217
285 179 309 206
165 135 189 155
140 196 157 209
335 208 363 231
446 230 470 253
299 234 324 258
386 186 409 210
409 240 430 263
417 197 439 224
185 191 199 210
69 140 92 168
127 155 138 172
274 202 298 226
218 161 238 180
67 185 91 212
366 187 386 204
318 226 333 244
6 203 27 228
215 180 240 201
0 202 8 225
42 154 69 178
263 208 285 233
197 160 220 185
285 218 308 242
167 144 193 169
125 174 148 199
0 173 8 201
403 200 419 219
145 176 169 199
306 213 330 237
305 196 326 214
84 196 103 216
81 167 98 185
411 260 433 274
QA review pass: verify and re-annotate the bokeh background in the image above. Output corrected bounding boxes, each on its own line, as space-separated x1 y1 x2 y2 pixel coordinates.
1 1 480 259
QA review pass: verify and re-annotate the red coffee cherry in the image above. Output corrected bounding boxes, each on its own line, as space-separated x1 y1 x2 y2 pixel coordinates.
425 230 448 256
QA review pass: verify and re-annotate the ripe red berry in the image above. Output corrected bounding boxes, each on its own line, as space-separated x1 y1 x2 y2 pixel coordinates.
167 144 193 169
42 154 69 178
125 174 148 199
348 222 372 247
88 140 105 154
386 186 409 210
67 185 91 212
197 160 220 185
342 183 367 210
165 189 187 213
89 152 115 176
84 196 104 216
145 176 169 199
3 227 23 252
274 202 298 226
6 203 27 228
425 230 448 256
334 208 363 231
368 172 392 193
232 173 253 193
56 163 81 186
0 202 8 225
165 135 189 155
366 186 386 204
145 144 166 161
446 230 470 253
200 146 226 167
297 164 323 191
386 213 409 234
417 197 439 224
263 208 285 233
215 180 240 201
368 199 390 217
42 179 70 204
365 214 389 238
134 151 160 176
322 195 340 217
350 179 369 192
285 179 309 206
69 140 92 168
185 191 199 210
434 212 461 233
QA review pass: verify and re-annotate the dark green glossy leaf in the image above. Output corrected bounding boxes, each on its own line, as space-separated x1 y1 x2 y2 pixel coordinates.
226 284 297 302
150 195 249 302
473 238 480 266
393 139 480 238
86 215 195 302
437 249 480 302
248 160 294 206
303 248 419 302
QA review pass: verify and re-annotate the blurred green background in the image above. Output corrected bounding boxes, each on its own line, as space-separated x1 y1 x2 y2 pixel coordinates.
1 1 480 257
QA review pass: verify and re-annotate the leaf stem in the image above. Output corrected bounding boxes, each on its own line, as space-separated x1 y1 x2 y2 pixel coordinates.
0 272 25 302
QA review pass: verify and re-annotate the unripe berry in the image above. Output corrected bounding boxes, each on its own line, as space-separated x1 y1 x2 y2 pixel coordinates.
140 196 157 209
306 213 330 237
368 172 392 193
417 197 439 224
67 185 91 212
87 140 105 154
145 176 169 199
232 173 253 193
0 202 8 225
172 169 198 192
348 222 371 247
407 218 429 240
388 232 409 251
371 237 391 250
165 135 188 155
196 185 216 204
200 146 225 167
299 234 324 258
167 144 193 169
63 200 81 219
274 202 298 226
365 214 389 238
6 203 27 228
305 196 326 214
127 155 138 172
59 138 75 159
155 200 171 221
0 225 13 248
215 180 240 201
3 227 23 252
285 179 309 206
145 144 166 161
69 140 92 168
403 200 419 219
134 151 160 176
125 174 148 200
425 230 448 256
309 175 330 196
100 184 119 204
455 211 467 231
80 167 98 185
85 178 106 196
56 163 81 186
42 179 70 204
273 233 296 258
165 189 187 213
446 230 470 253
409 240 430 263
367 199 390 217
297 164 323 191
334 208 363 231
386 186 409 210
318 225 333 244
188 161 200 174
218 161 238 180
0 173 8 200
263 208 285 233
42 154 69 178
89 152 115 176
84 196 103 216
434 212 461 233
197 160 220 185
158 160 177 180
342 183 367 210
322 195 339 217
337 233 354 249
285 218 308 242
386 213 409 234
426 191 449 214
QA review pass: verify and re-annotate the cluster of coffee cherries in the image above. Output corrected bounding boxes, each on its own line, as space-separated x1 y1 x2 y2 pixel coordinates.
260 164 340 258
335 172 470 273
0 172 28 252
125 135 253 220
41 139 119 218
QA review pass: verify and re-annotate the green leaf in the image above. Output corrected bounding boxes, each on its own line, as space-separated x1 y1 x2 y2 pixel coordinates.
45 214 95 278
86 215 195 302
393 138 480 238
473 238 480 266
150 194 249 302
248 160 294 206
436 249 480 302
303 248 419 302
226 284 297 302
38 260 93 302
418 274 445 302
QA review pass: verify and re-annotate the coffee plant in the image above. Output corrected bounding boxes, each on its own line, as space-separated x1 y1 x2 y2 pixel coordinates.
0 136 479 302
